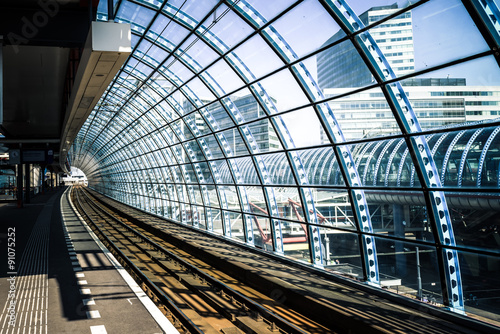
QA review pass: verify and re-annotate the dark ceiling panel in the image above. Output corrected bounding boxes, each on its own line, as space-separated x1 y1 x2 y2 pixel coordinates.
2 45 70 140
0 0 94 48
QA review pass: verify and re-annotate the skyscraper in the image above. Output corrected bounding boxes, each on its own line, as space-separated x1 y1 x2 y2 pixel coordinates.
317 3 414 89
317 3 500 142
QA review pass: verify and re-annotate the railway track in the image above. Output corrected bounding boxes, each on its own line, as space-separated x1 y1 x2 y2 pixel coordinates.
70 186 500 334
71 186 328 334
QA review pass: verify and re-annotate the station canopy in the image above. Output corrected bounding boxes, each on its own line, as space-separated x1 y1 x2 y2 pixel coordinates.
69 0 500 319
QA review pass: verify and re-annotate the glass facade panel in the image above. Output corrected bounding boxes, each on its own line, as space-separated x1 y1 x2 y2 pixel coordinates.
269 0 341 58
411 0 489 72
375 237 443 303
399 56 500 132
274 108 325 148
202 3 254 50
255 69 311 112
457 250 500 318
71 0 500 321
445 190 500 253
282 220 311 264
323 228 363 277
231 34 285 79
326 88 402 141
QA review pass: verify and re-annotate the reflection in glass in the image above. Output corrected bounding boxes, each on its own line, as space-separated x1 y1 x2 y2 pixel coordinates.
445 191 500 253
457 249 500 319
375 237 443 303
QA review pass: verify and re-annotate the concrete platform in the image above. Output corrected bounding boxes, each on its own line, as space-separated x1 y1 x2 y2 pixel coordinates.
0 187 176 334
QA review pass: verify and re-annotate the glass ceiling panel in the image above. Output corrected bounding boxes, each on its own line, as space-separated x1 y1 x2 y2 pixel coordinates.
204 58 247 95
134 0 162 10
240 0 295 24
149 14 190 46
203 101 235 131
131 34 141 48
167 0 217 24
411 0 489 73
170 119 193 141
116 0 156 30
154 99 178 122
198 135 225 160
230 34 285 80
178 35 220 72
217 129 250 157
316 37 373 93
201 3 255 51
184 76 217 105
160 59 195 85
255 68 310 112
333 1 418 28
124 63 153 82
270 0 341 59
136 39 169 66
275 107 325 148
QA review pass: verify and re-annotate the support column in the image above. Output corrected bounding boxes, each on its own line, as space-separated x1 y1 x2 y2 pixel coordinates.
25 163 30 204
393 204 406 277
41 165 46 194
17 164 23 208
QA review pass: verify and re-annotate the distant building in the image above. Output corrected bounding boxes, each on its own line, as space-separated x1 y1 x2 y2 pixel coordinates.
317 3 414 89
185 94 280 157
321 84 500 141
317 4 500 142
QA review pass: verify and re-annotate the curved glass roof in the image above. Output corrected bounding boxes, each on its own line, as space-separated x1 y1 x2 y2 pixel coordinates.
69 0 500 321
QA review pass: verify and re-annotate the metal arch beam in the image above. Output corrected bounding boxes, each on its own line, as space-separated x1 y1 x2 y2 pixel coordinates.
325 149 337 185
464 0 500 62
72 1 197 178
221 0 327 263
373 140 397 186
355 141 376 168
477 127 500 186
458 129 484 187
229 0 379 270
327 0 464 309
362 141 383 186
315 148 331 184
128 7 286 250
207 2 322 260
118 51 251 235
440 131 467 186
384 138 405 187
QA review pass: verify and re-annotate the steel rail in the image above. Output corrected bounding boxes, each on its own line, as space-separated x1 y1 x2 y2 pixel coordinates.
72 187 204 334
76 186 310 334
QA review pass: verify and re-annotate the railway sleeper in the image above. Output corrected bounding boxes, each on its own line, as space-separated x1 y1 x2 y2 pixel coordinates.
78 190 312 333
122 244 237 334
121 217 349 333
140 265 223 333
145 250 244 319
142 245 296 334
133 237 284 334
236 316 282 334
73 192 207 334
